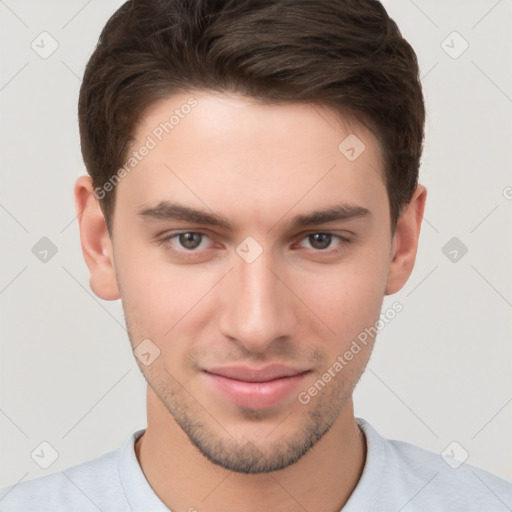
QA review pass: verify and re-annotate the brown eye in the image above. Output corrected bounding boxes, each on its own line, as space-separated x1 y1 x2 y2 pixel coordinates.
178 232 203 249
308 233 333 250
296 232 351 253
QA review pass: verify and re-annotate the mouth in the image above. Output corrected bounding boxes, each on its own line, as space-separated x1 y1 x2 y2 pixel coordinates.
202 364 311 410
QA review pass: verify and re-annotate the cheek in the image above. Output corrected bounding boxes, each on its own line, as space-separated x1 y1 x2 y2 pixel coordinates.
115 244 220 362
115 234 201 307
284 248 390 367
295 252 388 325
113 244 172 331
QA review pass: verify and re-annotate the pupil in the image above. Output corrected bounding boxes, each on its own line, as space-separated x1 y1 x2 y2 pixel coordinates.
180 233 201 249
310 233 331 250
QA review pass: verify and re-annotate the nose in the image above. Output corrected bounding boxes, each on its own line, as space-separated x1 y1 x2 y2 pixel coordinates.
218 248 298 354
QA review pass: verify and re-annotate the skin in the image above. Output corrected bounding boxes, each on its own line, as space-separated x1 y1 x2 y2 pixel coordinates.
74 90 426 512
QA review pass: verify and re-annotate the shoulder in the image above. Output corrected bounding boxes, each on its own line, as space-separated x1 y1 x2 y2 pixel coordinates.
356 418 512 511
390 437 511 508
0 446 128 512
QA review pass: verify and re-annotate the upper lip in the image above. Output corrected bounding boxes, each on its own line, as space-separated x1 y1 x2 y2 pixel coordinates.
203 364 310 383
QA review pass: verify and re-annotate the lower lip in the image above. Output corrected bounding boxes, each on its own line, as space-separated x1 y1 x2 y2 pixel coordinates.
203 371 310 410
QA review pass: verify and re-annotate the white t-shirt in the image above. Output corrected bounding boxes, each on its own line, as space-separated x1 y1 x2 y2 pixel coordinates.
1 417 511 511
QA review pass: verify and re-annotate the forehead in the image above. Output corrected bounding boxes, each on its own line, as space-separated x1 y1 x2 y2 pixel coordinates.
134 89 382 165
138 90 379 149
115 90 387 229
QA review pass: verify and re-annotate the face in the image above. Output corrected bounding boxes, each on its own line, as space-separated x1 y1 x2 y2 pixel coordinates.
81 90 417 474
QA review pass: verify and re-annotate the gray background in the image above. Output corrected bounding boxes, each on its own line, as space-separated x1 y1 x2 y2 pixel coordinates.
1 0 511 488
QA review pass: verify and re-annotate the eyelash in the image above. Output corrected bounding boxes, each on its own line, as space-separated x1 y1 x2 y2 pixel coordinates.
157 231 352 256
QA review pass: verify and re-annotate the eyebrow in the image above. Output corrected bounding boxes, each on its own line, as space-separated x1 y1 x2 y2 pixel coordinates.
136 201 371 230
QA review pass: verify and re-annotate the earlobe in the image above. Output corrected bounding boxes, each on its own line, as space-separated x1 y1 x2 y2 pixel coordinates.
385 184 427 295
74 175 120 301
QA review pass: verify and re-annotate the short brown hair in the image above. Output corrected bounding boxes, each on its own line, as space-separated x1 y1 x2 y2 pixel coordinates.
78 0 425 236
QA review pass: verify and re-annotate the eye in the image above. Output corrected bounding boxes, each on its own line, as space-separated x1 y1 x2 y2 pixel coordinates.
298 232 350 251
160 232 212 251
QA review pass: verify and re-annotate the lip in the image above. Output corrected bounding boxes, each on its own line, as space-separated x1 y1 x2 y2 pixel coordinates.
202 364 310 409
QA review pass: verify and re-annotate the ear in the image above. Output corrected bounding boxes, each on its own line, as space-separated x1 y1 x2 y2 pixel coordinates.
73 175 120 300
385 184 427 295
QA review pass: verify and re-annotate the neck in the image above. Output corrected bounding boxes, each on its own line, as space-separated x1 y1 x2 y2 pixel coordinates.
135 386 366 512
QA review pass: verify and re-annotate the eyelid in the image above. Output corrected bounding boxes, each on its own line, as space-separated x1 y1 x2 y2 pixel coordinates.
295 232 352 250
295 227 354 238
158 230 353 254
158 230 214 247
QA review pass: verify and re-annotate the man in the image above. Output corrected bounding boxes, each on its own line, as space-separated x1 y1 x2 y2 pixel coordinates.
1 0 511 510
